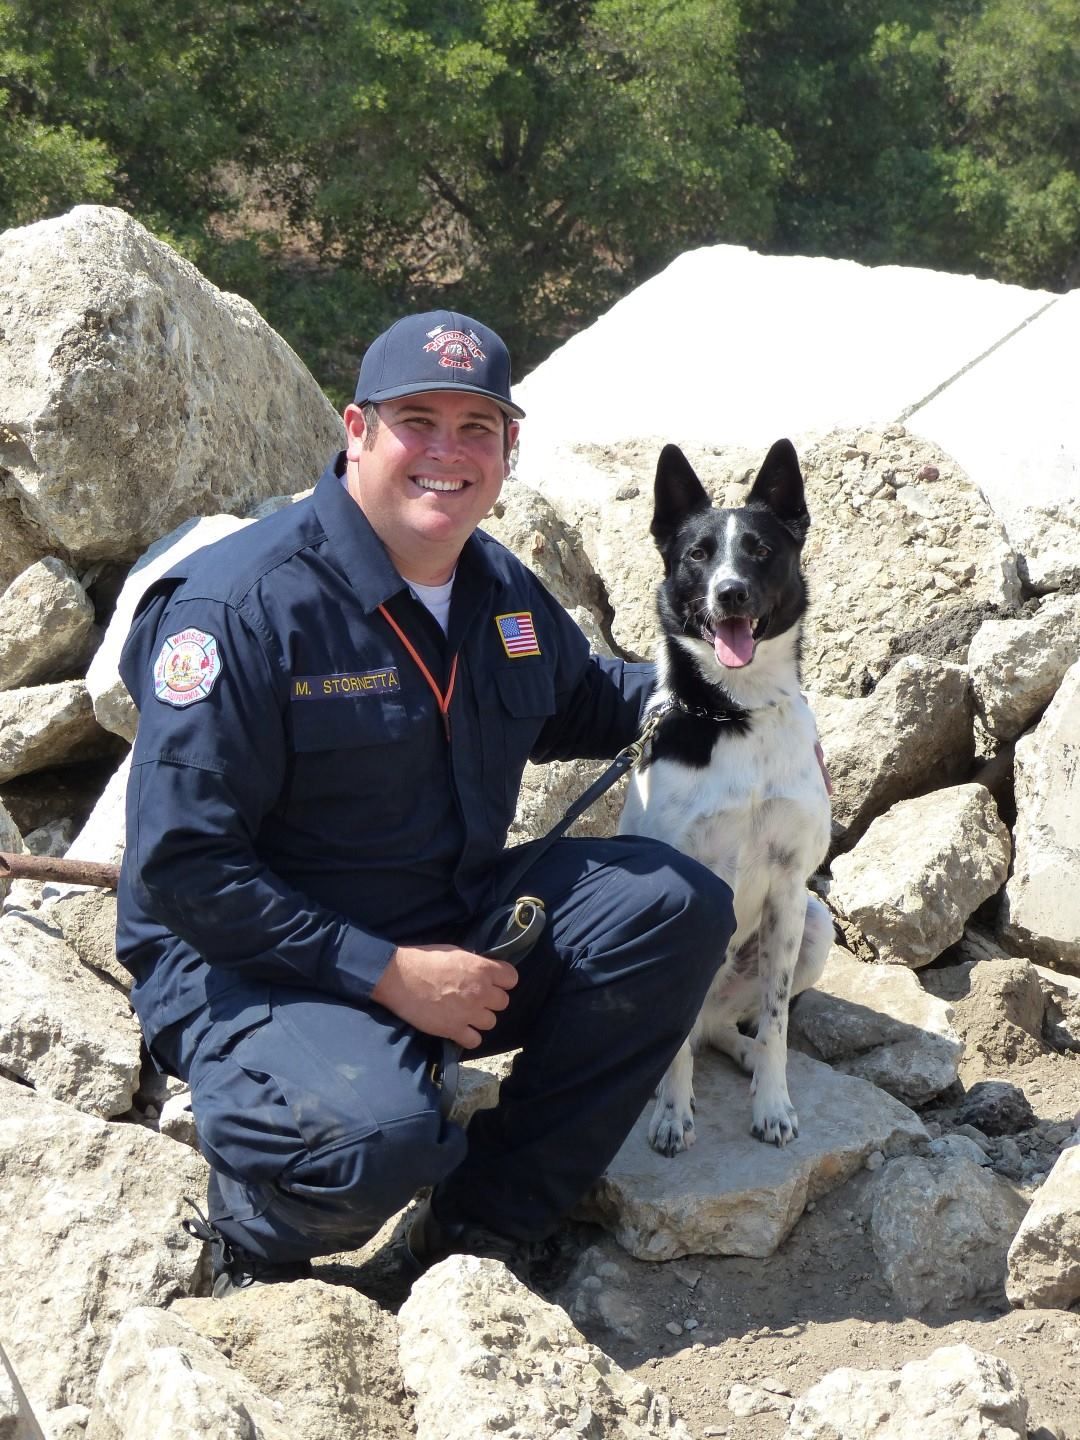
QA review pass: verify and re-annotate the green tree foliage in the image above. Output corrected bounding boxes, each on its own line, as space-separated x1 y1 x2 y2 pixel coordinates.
1 0 1077 396
945 0 1080 287
248 0 789 370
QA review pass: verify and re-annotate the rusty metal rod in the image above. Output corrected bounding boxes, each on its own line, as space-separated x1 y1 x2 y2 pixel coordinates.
0 851 120 889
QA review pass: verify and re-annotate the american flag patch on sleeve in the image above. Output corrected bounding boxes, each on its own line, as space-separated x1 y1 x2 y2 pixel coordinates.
495 611 541 658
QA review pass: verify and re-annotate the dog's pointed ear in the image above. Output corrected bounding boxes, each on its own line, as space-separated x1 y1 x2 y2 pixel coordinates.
747 439 810 542
652 444 711 547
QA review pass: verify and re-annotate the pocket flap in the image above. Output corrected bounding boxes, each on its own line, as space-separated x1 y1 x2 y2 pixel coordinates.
494 666 556 719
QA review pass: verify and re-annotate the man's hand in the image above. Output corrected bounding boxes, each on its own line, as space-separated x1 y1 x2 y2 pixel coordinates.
371 943 519 1049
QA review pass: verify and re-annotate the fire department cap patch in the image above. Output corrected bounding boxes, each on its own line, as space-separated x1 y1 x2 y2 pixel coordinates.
495 611 541 658
153 628 222 707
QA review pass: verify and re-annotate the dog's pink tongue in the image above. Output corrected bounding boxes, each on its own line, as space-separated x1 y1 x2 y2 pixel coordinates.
713 618 755 668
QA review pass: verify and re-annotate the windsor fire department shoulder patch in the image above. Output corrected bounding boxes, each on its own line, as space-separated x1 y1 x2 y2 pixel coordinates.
153 628 222 707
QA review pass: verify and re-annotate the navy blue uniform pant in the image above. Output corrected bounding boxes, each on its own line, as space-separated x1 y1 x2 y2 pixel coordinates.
155 836 735 1263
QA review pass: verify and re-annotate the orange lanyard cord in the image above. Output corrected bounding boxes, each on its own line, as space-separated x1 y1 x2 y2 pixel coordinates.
377 603 458 741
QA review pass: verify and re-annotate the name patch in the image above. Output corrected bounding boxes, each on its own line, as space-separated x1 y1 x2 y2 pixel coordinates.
154 628 222 707
292 668 401 699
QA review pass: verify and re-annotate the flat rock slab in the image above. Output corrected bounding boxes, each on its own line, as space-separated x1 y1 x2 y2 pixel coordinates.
578 1052 927 1261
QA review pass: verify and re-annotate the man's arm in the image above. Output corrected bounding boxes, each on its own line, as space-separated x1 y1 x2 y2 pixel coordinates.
528 593 655 763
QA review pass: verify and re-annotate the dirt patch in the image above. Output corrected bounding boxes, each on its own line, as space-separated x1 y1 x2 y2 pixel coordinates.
881 598 1012 679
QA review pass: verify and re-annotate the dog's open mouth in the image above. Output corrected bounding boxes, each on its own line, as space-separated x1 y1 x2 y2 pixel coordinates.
707 616 767 669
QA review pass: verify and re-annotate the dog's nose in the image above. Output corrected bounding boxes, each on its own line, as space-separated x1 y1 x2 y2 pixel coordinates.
714 582 750 610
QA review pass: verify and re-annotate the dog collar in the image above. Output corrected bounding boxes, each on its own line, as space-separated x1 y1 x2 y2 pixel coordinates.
652 696 739 727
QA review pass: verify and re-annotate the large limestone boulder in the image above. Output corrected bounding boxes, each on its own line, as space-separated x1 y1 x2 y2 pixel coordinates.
0 911 140 1116
87 1307 292 1440
829 784 1012 968
399 1254 691 1439
577 1051 926 1261
0 681 116 783
787 1344 1028 1440
810 656 974 848
0 558 96 690
790 945 963 1106
0 1082 208 1411
0 205 343 576
1006 1145 1080 1311
169 1280 407 1440
86 514 252 741
869 1155 1028 1312
797 428 1019 697
1000 661 1080 973
967 593 1080 742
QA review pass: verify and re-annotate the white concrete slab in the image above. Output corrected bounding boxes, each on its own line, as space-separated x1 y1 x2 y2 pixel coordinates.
908 290 1080 589
512 245 1055 458
512 246 1077 588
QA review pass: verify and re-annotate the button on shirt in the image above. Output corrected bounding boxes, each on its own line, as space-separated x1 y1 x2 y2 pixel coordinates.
116 458 653 1042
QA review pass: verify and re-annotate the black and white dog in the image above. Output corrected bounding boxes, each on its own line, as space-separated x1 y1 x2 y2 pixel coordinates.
619 440 833 1152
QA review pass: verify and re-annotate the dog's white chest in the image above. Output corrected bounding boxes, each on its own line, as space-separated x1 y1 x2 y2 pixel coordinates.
621 699 830 887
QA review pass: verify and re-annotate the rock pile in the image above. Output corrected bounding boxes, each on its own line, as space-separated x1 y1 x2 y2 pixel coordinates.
1 208 1078 1439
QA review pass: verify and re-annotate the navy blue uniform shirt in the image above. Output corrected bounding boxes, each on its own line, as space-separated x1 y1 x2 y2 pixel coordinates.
116 458 653 1045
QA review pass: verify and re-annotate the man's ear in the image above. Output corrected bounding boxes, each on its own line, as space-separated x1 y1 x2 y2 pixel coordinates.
343 403 367 460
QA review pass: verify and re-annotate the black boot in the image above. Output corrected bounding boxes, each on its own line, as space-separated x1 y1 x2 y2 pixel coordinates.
182 1198 313 1299
403 1197 532 1285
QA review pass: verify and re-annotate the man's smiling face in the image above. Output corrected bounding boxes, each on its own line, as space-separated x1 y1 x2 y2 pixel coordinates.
343 390 518 585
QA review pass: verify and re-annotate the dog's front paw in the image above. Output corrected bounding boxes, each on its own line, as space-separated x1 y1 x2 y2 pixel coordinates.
750 1084 799 1147
648 1093 697 1157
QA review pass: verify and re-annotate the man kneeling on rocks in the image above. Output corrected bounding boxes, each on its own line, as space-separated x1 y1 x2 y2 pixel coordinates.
117 309 734 1297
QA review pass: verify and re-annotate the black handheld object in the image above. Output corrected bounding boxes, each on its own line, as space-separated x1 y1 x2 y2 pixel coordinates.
435 897 547 1118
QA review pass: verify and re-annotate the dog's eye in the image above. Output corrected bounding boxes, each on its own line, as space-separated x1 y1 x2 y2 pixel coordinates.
687 545 708 562
749 540 771 560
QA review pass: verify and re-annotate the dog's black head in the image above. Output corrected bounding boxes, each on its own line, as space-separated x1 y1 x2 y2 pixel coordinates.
652 440 810 674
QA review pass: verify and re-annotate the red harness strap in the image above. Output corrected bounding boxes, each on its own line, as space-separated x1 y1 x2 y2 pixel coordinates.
377 602 458 741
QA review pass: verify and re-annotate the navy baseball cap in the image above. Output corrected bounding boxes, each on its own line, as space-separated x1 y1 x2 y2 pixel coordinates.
354 310 525 419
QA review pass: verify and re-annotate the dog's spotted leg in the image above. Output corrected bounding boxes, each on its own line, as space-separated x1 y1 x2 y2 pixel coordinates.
698 941 762 1074
749 879 807 1146
648 1039 697 1156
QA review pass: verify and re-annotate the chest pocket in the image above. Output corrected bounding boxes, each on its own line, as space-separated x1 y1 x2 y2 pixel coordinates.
286 695 422 826
290 696 411 753
489 665 557 816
